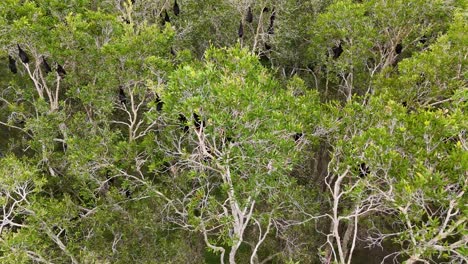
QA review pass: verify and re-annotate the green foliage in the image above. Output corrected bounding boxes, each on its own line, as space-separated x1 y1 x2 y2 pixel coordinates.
0 1 466 263
377 10 467 108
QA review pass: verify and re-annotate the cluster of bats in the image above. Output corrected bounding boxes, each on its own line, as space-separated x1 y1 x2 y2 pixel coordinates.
8 44 66 78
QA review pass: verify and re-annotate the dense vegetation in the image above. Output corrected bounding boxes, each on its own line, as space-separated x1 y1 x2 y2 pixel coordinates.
0 0 466 263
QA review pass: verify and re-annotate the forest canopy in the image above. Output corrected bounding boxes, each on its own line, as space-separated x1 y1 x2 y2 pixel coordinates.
0 0 466 263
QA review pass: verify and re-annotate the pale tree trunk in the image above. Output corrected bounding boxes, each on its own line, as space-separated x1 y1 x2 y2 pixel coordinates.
224 166 256 264
341 218 354 262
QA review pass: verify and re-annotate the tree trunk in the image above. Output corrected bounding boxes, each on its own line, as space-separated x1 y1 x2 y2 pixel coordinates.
341 219 355 262
229 242 241 264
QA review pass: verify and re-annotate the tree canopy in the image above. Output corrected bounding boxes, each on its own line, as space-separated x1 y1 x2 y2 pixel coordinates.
0 0 466 263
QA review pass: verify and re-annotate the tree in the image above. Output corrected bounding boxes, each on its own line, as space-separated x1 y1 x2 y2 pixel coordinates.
318 93 466 263
151 46 321 263
306 0 455 100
